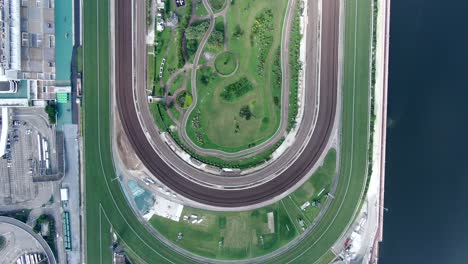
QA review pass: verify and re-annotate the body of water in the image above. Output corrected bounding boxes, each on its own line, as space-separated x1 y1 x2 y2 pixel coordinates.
380 0 468 263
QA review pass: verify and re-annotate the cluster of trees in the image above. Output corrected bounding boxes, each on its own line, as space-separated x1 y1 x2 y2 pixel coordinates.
185 21 209 59
178 0 192 68
272 48 282 107
233 24 244 38
208 20 225 47
185 21 210 40
220 77 253 101
287 7 302 131
239 105 253 120
366 0 380 191
250 9 274 74
185 20 224 48
33 214 57 257
44 103 57 124
200 67 217 85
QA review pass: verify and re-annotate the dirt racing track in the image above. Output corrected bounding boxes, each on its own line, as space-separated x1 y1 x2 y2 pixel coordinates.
114 0 340 207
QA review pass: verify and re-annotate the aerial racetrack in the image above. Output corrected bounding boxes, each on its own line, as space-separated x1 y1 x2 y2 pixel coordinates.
84 0 374 262
115 0 339 208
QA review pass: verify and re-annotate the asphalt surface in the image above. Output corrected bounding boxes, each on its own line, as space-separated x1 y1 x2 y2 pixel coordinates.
115 0 339 207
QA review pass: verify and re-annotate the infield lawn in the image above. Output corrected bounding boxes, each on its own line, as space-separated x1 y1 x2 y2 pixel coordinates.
186 0 287 152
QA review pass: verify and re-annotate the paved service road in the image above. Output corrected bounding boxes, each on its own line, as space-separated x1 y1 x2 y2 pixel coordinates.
0 216 57 264
115 0 339 207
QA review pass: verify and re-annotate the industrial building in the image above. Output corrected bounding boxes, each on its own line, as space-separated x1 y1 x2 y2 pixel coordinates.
0 0 71 107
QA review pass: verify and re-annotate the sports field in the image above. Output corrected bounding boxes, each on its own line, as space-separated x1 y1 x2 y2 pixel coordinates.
83 0 372 263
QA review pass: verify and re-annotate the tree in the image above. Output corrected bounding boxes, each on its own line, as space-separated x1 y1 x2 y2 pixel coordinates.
45 104 57 124
233 24 244 38
208 31 224 47
185 22 210 40
239 105 252 120
200 67 216 85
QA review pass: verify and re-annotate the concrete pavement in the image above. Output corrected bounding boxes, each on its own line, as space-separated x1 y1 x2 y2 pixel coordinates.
0 216 57 264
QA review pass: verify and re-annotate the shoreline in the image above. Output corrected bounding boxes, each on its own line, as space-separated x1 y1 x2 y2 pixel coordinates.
369 0 390 261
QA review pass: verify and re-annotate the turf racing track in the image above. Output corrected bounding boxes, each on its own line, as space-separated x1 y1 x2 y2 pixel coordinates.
83 0 373 262
115 0 339 207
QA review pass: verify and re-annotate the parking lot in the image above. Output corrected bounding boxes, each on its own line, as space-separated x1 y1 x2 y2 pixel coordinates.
0 108 59 206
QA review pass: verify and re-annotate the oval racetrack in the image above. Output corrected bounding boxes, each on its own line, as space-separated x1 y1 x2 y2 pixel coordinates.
114 0 339 207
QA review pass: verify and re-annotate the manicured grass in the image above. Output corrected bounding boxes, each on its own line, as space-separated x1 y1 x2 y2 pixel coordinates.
195 1 209 17
169 106 181 121
186 69 192 93
262 0 373 262
291 149 337 204
177 127 285 168
169 72 185 95
289 149 337 223
316 250 337 264
84 0 373 263
146 148 338 260
147 52 155 90
84 1 202 262
164 31 183 82
186 0 287 151
154 29 172 83
156 2 192 84
184 93 193 109
149 103 176 132
149 200 297 260
208 0 226 12
214 52 237 75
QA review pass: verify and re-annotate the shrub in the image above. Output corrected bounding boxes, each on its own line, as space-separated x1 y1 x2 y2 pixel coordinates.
220 77 253 101
45 104 57 124
233 24 244 38
239 105 253 120
200 67 216 85
185 21 210 40
250 9 274 74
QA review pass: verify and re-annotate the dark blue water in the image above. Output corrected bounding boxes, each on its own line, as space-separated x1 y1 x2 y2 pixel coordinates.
380 0 468 263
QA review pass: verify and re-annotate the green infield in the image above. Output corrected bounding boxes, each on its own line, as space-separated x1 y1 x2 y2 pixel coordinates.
83 0 373 263
185 0 287 152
